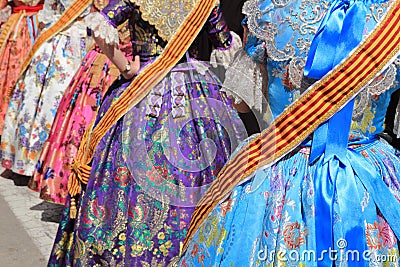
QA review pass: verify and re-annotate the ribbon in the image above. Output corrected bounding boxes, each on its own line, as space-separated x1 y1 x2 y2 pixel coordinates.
304 0 368 79
311 99 370 267
312 139 400 266
305 0 367 265
305 0 394 265
310 83 378 265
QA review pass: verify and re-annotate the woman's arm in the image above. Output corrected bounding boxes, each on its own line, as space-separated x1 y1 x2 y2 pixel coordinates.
86 0 140 79
94 35 140 79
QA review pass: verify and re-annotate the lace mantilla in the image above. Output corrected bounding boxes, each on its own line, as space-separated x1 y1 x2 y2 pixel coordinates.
85 12 119 45
135 0 199 42
242 0 271 43
221 48 267 113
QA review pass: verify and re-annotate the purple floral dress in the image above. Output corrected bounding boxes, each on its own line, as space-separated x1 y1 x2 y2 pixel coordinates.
47 2 246 266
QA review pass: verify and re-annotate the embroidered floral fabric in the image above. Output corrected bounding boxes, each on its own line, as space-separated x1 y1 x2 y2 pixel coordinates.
179 0 400 266
0 0 89 175
47 2 246 266
242 0 399 138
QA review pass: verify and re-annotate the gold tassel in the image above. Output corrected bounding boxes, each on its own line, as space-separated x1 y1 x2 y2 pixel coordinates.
179 241 183 257
70 198 77 219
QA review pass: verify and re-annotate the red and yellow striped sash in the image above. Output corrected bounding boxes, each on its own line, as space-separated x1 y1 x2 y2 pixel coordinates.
182 0 400 251
67 0 219 218
18 0 92 76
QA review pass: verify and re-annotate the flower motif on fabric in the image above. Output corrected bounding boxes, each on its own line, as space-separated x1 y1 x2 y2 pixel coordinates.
130 227 154 257
88 198 108 222
282 221 307 249
36 63 47 74
146 165 170 186
198 214 226 248
114 166 130 187
44 167 55 180
39 130 48 142
220 198 233 217
378 217 397 249
64 143 78 165
365 221 381 250
128 204 146 223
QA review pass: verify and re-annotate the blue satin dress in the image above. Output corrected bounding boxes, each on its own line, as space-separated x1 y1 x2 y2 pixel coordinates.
180 0 400 266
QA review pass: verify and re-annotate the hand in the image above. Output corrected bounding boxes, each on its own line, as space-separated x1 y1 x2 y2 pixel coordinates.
37 22 47 36
243 26 249 47
233 101 251 113
122 55 140 80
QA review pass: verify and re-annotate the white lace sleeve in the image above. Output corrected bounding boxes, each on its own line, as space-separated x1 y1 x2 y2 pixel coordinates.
38 0 91 25
210 31 242 68
37 0 63 25
221 48 267 113
0 6 11 24
85 12 119 46
38 8 60 25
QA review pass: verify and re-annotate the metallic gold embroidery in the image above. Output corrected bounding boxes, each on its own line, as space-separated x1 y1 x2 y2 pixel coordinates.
135 0 198 42
94 0 108 11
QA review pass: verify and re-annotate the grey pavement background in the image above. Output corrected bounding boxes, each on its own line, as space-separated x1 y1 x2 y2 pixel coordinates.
0 167 63 267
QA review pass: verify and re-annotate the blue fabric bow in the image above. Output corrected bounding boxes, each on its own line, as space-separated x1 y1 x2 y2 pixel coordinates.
303 0 400 266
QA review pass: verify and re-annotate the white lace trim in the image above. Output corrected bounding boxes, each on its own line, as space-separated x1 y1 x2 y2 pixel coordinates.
38 8 61 25
0 6 11 24
210 31 242 68
243 0 271 42
288 57 305 90
353 64 397 119
221 48 267 113
85 12 119 46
